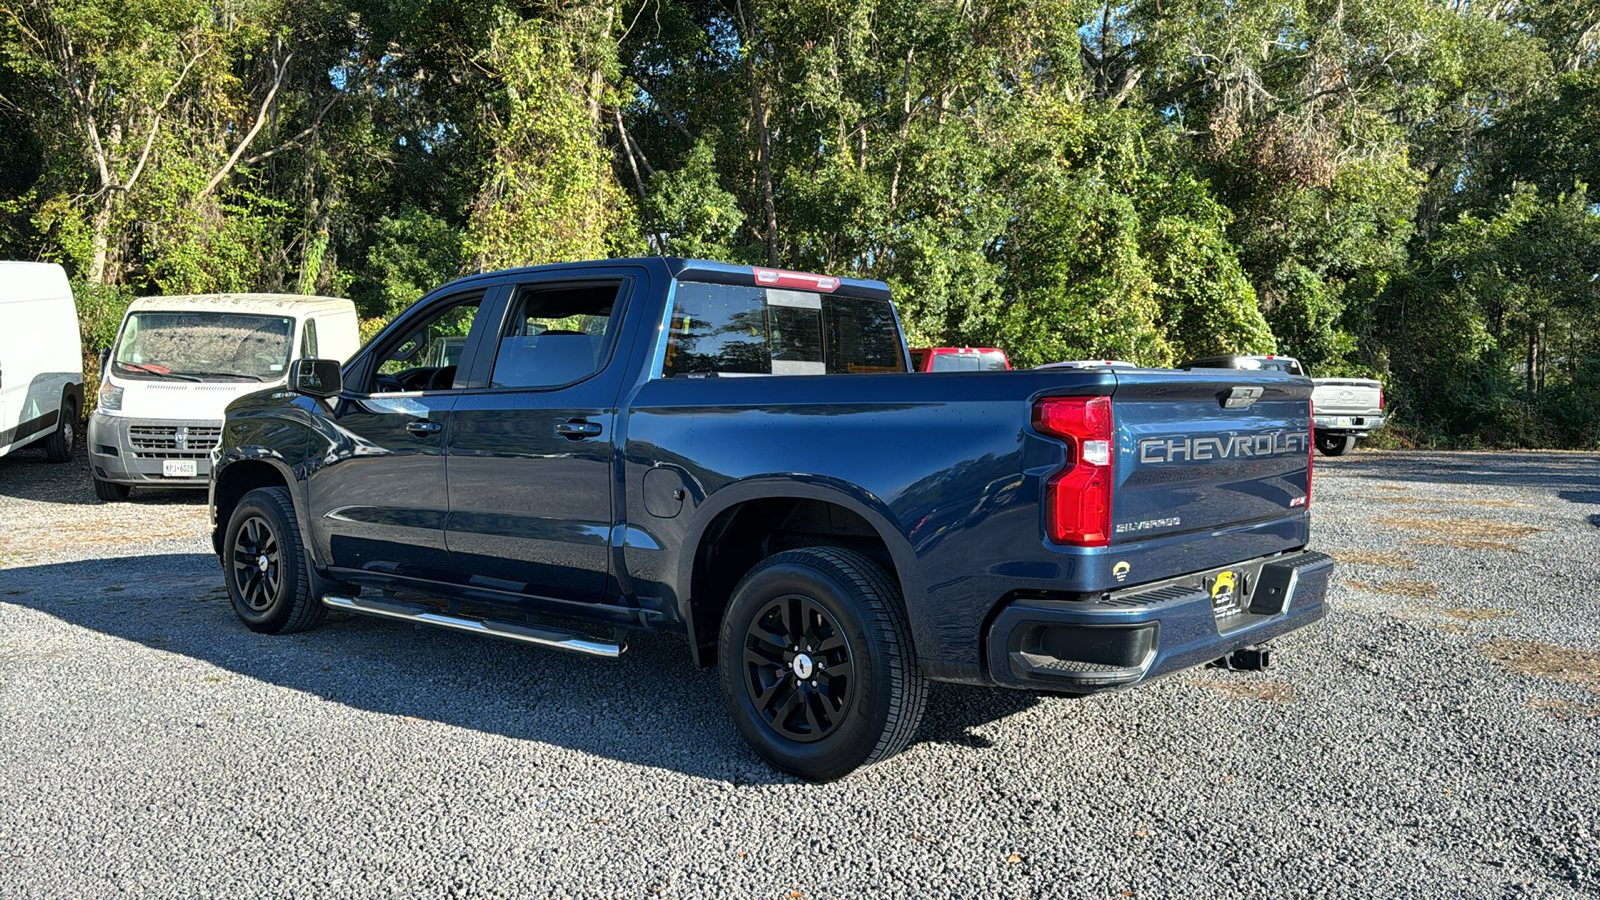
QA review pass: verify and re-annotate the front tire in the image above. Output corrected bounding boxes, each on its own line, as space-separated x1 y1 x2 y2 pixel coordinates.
93 477 130 501
44 398 76 463
223 486 326 634
718 547 927 781
1316 433 1357 457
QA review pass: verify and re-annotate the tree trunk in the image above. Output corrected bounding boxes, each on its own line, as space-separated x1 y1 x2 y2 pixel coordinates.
89 194 115 285
736 0 779 267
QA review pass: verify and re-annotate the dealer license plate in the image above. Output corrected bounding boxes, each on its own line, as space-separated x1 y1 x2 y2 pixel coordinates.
163 459 197 478
1208 569 1243 617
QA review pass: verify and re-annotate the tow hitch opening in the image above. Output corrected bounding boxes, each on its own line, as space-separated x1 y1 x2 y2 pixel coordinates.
1212 645 1272 672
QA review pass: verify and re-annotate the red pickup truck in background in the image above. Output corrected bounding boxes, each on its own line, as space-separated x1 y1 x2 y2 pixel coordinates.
908 347 1011 372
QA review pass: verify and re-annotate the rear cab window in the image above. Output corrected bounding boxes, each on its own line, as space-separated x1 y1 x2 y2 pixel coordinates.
929 350 1008 372
662 282 905 377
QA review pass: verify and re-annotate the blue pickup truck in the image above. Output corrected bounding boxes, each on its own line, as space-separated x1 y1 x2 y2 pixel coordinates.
208 258 1332 780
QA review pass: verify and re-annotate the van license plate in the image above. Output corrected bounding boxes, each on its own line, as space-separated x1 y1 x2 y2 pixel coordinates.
163 460 197 478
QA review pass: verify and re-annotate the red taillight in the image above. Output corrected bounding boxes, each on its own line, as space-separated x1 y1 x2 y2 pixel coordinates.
1378 388 1385 411
1034 396 1114 546
753 267 840 292
1306 398 1314 509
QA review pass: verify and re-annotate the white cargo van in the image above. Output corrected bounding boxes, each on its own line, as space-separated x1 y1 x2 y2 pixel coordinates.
88 294 358 499
0 262 85 463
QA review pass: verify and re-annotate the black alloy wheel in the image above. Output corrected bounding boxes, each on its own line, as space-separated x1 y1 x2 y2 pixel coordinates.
231 514 282 613
222 486 326 634
718 547 927 781
740 593 857 742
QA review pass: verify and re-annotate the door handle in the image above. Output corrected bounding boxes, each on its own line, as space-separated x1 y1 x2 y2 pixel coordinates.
406 420 443 435
555 420 603 438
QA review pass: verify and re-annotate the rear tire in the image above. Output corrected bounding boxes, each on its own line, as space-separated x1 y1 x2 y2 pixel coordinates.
93 477 131 501
223 486 326 635
43 398 76 463
718 547 926 781
1316 433 1357 457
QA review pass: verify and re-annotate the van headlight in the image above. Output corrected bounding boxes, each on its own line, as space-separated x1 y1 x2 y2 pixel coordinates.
98 380 124 411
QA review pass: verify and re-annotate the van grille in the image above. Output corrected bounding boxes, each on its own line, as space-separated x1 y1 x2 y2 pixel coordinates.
129 425 222 459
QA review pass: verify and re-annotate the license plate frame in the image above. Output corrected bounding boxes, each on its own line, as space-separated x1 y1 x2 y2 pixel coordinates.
162 459 198 478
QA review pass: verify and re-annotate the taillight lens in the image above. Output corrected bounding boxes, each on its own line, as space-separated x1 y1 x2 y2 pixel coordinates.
1306 398 1314 509
1034 396 1114 546
1378 388 1385 411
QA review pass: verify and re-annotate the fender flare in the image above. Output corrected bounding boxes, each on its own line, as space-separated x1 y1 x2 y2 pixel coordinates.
210 449 307 556
671 476 926 661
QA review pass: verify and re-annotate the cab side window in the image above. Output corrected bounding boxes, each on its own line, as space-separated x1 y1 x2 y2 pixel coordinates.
371 293 483 392
299 318 318 358
490 282 622 389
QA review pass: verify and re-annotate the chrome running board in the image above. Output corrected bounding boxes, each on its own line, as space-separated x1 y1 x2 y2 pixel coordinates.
321 594 625 658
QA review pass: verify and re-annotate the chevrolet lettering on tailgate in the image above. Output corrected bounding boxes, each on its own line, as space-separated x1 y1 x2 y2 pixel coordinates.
1138 430 1309 464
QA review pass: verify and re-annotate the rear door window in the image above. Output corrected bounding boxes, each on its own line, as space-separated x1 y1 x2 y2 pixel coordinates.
662 283 905 377
490 281 624 389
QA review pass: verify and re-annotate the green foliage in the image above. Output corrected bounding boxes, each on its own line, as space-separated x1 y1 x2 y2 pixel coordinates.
645 138 747 261
357 207 466 319
3 0 1600 446
467 8 641 270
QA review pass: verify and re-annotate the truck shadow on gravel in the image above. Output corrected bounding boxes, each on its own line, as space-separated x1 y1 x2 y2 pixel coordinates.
0 553 1041 782
0 443 204 506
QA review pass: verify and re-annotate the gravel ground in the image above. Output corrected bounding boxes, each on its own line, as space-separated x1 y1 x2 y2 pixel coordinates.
2 442 1598 898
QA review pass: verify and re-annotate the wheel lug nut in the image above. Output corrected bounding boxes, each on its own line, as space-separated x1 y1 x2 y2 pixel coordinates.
810 680 817 687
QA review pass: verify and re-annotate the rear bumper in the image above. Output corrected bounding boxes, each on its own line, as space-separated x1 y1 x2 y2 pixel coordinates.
1314 415 1384 433
984 550 1332 691
88 413 221 488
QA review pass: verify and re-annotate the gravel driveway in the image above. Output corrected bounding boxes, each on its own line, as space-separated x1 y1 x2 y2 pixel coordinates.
2 444 1597 897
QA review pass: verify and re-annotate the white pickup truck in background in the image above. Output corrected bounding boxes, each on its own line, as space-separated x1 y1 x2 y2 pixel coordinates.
1182 355 1385 457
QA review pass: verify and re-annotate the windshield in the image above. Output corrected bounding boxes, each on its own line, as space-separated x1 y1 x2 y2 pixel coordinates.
113 312 295 382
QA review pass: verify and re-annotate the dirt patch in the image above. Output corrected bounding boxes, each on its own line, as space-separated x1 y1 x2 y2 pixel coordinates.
1524 699 1600 721
1329 550 1415 569
1191 679 1296 703
1377 580 1438 599
1481 640 1600 685
1446 499 1537 509
1405 537 1523 553
1343 579 1440 599
1441 607 1512 621
0 505 207 569
1375 517 1540 539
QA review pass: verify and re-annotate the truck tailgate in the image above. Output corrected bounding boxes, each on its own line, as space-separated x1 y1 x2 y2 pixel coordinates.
1111 370 1311 543
1313 379 1382 414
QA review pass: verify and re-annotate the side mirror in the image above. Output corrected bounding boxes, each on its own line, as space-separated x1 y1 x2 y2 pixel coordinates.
290 358 343 399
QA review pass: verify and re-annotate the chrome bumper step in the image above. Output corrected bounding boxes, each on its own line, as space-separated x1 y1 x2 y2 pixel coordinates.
321 594 625 658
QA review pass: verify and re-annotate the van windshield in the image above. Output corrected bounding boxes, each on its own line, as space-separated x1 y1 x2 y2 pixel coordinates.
113 312 295 382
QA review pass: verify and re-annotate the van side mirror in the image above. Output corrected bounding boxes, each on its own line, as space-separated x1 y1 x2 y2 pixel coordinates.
290 358 343 399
